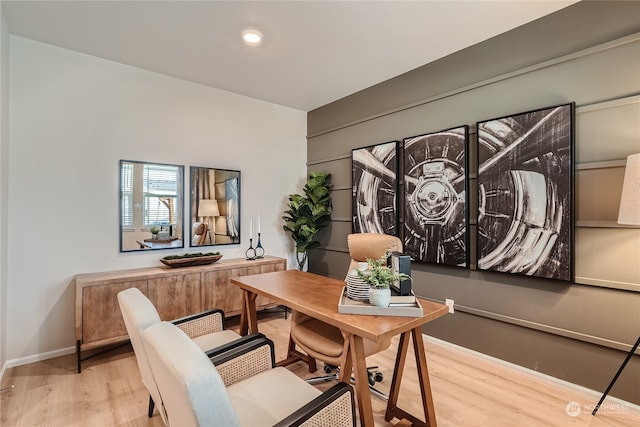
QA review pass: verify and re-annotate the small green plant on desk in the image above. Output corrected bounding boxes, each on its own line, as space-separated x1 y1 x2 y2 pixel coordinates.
356 253 411 307
356 252 410 289
149 226 160 239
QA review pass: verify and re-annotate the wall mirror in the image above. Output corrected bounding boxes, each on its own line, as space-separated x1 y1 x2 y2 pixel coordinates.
119 160 184 252
190 166 241 247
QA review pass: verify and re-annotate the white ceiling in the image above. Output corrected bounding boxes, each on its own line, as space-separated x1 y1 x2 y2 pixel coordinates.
2 1 577 112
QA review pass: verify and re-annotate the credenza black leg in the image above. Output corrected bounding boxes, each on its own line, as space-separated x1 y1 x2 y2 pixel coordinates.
593 335 640 415
76 340 81 374
148 395 155 417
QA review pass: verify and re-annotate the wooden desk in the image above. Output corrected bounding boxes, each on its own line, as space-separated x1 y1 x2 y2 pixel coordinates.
231 270 448 427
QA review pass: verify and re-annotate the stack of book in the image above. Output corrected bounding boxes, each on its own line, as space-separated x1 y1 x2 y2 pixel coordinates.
389 292 417 307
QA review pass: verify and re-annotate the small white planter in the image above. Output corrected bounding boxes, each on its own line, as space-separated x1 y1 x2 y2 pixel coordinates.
368 287 391 307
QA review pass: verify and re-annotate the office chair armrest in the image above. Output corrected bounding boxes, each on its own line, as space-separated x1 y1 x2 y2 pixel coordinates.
172 309 225 338
209 335 276 387
273 382 355 427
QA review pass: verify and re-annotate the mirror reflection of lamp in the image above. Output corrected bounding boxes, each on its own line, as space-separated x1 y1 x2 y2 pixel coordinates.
198 199 220 244
618 153 640 226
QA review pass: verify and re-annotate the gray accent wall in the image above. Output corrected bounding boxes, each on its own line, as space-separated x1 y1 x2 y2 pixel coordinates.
307 1 640 404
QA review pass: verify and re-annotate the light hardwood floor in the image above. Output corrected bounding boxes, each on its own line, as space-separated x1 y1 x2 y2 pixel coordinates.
1 312 638 426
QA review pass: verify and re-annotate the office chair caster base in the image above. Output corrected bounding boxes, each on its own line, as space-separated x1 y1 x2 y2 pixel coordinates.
306 364 339 384
368 370 383 386
307 363 389 401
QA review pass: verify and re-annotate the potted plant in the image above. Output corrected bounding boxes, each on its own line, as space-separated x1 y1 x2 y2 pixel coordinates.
356 253 411 307
149 225 160 240
282 172 333 271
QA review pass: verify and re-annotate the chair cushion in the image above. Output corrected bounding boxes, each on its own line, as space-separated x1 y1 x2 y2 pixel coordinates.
192 329 241 351
193 222 206 235
227 367 321 426
291 317 344 358
347 233 402 274
291 313 392 360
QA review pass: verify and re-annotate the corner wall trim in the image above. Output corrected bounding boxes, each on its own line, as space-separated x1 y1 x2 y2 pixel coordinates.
576 160 627 170
574 275 640 292
307 153 350 166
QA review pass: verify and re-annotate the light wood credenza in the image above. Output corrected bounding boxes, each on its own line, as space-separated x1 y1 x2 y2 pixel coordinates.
74 256 286 372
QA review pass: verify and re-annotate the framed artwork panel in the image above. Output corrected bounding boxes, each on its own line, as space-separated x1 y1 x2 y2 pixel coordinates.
476 103 574 281
403 126 469 267
352 140 399 235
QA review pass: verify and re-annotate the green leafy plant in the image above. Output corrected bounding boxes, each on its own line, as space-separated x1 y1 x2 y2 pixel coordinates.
149 225 160 235
356 252 411 289
282 172 333 270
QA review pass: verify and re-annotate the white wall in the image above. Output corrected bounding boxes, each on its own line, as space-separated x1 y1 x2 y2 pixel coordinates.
0 8 9 373
6 36 307 363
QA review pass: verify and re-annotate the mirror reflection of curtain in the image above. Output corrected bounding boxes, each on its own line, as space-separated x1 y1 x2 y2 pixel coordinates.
193 169 213 219
225 178 239 240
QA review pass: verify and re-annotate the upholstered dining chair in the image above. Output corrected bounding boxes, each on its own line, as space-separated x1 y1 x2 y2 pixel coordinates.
117 288 244 422
143 321 356 427
286 233 403 394
192 221 208 245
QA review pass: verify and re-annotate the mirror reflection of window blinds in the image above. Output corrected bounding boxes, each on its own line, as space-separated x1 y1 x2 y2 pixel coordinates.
121 163 134 229
143 164 180 226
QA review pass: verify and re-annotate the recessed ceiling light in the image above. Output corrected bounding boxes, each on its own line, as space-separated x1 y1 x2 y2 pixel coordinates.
241 29 263 46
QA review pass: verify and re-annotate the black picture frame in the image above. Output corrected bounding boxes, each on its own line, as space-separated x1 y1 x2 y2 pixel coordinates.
476 103 574 281
189 166 241 247
402 126 470 267
119 160 185 252
352 140 399 235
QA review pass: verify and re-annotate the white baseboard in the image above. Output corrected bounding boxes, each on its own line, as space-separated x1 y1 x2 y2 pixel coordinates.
3 345 75 371
0 360 7 383
423 334 640 416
